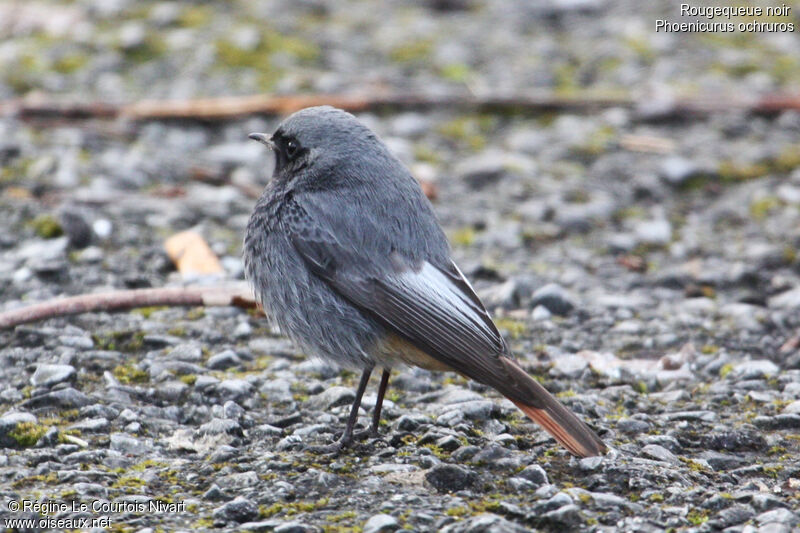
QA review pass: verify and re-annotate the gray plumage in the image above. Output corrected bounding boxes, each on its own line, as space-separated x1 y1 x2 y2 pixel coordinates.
243 106 606 457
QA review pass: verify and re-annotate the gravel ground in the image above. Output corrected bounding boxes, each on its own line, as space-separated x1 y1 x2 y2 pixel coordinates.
2 1 800 532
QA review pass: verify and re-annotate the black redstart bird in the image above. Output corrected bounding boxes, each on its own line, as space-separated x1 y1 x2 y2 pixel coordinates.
243 106 606 457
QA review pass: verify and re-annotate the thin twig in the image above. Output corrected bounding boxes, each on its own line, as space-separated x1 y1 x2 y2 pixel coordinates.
2 91 798 123
0 285 258 329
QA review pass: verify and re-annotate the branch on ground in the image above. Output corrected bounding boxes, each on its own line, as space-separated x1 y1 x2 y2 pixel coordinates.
0 285 259 329
1 91 798 122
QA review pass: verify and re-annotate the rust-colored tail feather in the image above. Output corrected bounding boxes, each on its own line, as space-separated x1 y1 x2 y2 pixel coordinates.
499 357 606 458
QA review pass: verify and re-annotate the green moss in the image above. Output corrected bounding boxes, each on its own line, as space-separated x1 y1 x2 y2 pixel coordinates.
763 464 782 478
719 363 734 378
450 227 476 247
8 422 49 447
413 144 440 164
446 506 469 517
177 6 212 28
120 33 167 64
112 475 146 491
52 53 89 74
185 308 206 320
436 115 494 151
28 214 63 239
179 374 197 386
687 509 709 525
440 63 471 82
192 518 215 528
167 327 187 337
494 318 527 339
133 306 168 319
327 511 358 522
131 459 168 471
649 493 664 502
389 39 433 63
12 471 58 488
700 345 719 355
93 331 145 353
750 196 781 220
112 362 149 384
260 498 329 519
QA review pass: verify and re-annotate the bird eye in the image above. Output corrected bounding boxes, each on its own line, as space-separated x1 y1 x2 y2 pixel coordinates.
285 140 299 159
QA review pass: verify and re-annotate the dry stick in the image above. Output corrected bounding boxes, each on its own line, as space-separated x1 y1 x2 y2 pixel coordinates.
2 91 799 122
0 285 258 330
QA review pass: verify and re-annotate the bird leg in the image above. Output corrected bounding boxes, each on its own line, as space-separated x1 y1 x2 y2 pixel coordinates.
357 368 390 439
306 365 373 454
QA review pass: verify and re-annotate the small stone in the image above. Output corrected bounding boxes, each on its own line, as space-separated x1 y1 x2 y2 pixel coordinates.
634 218 672 246
757 508 797 526
274 522 315 533
23 388 92 409
156 381 189 402
478 278 528 310
731 360 779 380
701 430 766 452
30 364 76 387
212 496 258 524
768 287 800 309
617 418 651 433
531 305 552 321
549 354 588 378
507 476 537 491
238 521 283 533
109 433 153 455
308 386 355 410
641 444 678 464
67 417 110 434
203 484 226 501
216 379 253 400
207 350 241 370
579 456 604 471
199 418 243 437
217 471 259 489
439 513 530 533
58 208 93 248
753 414 800 430
167 344 203 362
659 156 700 185
538 504 583 530
425 463 475 492
517 464 548 486
362 513 400 533
698 451 746 470
531 283 575 316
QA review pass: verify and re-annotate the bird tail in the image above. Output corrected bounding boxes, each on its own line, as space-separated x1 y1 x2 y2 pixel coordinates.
500 357 606 458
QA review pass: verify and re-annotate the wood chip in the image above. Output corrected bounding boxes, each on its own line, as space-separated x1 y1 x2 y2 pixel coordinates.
164 231 224 275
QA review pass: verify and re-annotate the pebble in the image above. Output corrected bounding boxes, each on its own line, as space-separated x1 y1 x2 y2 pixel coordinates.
517 464 548 486
308 386 355 410
215 379 253 400
30 364 76 387
212 496 259 524
109 433 153 455
425 464 475 492
641 444 678 464
530 283 575 316
363 514 400 533
23 388 92 409
207 349 241 370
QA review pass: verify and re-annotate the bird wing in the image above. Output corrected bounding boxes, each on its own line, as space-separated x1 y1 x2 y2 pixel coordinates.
283 194 555 408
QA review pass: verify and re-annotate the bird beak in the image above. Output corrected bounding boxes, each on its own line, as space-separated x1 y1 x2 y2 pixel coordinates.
248 132 275 150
